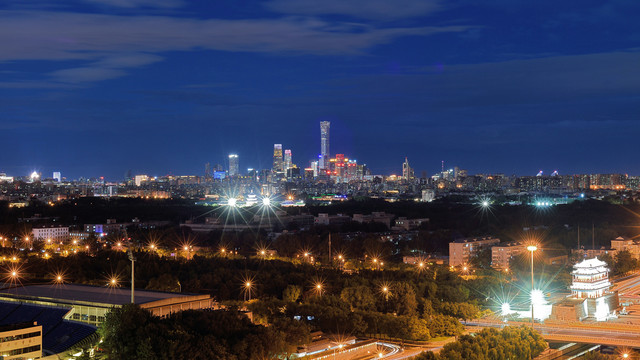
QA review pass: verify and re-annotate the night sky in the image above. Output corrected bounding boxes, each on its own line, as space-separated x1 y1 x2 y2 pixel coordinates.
2 0 640 180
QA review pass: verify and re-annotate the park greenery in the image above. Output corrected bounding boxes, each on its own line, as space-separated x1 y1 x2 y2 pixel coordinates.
99 304 309 359
413 326 547 360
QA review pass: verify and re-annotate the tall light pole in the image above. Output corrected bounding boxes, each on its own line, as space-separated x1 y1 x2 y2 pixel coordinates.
128 250 136 304
527 245 537 326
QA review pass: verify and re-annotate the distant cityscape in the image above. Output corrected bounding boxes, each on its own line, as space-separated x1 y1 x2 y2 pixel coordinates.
0 122 638 206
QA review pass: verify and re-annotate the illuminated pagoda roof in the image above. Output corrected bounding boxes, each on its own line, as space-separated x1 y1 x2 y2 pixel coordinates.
572 257 609 275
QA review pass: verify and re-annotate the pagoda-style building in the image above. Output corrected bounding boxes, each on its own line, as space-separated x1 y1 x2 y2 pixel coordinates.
570 257 611 299
551 257 619 321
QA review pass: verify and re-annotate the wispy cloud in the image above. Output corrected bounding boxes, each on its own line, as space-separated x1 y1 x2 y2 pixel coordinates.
83 0 184 9
49 67 126 83
265 0 442 21
0 10 469 84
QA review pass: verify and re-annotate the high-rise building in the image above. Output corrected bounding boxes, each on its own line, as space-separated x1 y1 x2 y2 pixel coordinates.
53 172 61 182
284 149 292 171
320 121 330 170
402 157 414 180
273 144 284 173
228 154 239 177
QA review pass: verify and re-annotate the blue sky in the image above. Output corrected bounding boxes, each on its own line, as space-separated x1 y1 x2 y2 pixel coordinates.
1 0 640 179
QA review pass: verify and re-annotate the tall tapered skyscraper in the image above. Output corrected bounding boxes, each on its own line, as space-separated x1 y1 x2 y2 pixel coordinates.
273 144 284 173
284 149 292 171
320 121 330 170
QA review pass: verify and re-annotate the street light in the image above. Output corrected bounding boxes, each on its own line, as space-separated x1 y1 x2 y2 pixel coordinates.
527 245 538 326
382 286 389 301
244 281 252 301
128 250 136 304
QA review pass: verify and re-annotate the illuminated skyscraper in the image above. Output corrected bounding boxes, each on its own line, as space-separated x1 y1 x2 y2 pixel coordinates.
273 144 284 173
402 157 414 180
320 121 330 170
228 154 239 177
53 172 61 182
284 149 292 171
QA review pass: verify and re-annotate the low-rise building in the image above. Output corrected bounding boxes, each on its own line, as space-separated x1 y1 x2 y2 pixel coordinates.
352 212 395 229
0 322 42 360
392 217 428 231
314 213 350 226
610 236 640 258
31 226 69 242
449 237 500 267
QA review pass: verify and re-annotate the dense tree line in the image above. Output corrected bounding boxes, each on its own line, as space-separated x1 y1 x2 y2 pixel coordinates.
99 304 309 360
414 326 547 360
17 250 477 340
247 295 463 341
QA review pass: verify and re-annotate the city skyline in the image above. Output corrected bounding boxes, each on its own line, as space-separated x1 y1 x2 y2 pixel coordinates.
2 1 640 179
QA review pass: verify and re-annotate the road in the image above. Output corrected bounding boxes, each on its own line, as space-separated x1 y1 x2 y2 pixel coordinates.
612 271 640 297
466 320 640 347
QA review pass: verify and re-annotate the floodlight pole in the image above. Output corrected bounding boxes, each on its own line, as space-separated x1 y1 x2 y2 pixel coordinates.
530 250 534 326
128 250 136 304
526 245 537 327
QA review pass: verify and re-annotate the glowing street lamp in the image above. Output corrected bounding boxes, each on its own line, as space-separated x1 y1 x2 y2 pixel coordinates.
261 197 271 207
382 286 390 301
244 281 252 301
227 197 237 207
53 272 65 284
527 245 538 326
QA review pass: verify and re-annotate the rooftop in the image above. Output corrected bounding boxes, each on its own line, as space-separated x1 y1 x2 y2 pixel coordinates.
0 321 38 333
453 237 500 244
0 284 190 306
574 257 608 269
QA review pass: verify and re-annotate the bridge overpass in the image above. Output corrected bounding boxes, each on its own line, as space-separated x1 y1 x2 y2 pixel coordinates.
466 320 640 348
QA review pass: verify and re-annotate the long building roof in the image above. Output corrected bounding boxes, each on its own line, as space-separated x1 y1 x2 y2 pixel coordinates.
0 284 194 306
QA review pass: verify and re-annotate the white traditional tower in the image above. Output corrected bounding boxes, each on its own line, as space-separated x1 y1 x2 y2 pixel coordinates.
570 257 611 299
